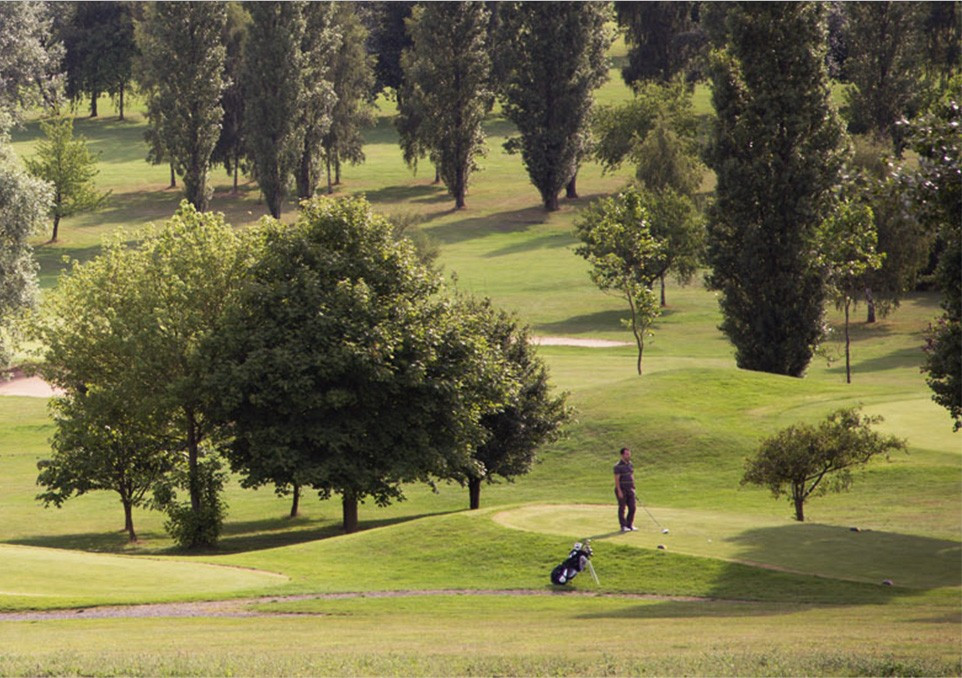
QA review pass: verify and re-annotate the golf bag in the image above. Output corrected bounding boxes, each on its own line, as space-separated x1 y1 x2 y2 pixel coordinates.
550 540 598 585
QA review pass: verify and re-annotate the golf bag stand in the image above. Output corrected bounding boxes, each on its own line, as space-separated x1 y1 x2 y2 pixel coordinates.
550 540 599 585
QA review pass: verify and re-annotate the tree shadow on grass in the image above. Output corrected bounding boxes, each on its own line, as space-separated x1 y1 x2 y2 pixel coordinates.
536 310 628 336
362 183 449 206
423 204 550 246
826 346 926 376
6 511 450 557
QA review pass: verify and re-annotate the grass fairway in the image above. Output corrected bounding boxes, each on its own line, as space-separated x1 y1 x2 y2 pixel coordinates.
0 544 287 609
1 53 960 675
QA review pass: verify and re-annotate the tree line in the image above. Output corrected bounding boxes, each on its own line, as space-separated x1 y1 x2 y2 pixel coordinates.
31 196 571 545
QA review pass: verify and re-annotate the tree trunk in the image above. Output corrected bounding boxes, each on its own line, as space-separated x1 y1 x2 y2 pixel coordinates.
433 165 440 185
865 287 876 323
455 166 466 209
90 89 99 118
334 156 341 186
326 156 334 195
626 286 644 375
169 163 176 189
660 275 667 307
543 192 560 211
793 488 805 522
50 213 60 243
289 483 300 518
342 491 359 533
468 477 482 510
844 299 852 384
123 498 137 542
565 173 578 199
232 160 239 195
118 84 125 121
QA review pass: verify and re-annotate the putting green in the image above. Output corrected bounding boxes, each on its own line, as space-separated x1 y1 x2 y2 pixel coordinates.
493 504 961 590
863 397 961 456
0 544 288 610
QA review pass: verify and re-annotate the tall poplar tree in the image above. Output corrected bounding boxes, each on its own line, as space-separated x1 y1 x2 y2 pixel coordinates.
321 3 376 194
293 2 337 201
136 2 227 212
495 2 613 211
243 1 333 217
706 3 847 377
401 2 491 209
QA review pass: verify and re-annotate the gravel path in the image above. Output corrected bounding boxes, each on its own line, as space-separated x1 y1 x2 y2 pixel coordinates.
0 590 712 621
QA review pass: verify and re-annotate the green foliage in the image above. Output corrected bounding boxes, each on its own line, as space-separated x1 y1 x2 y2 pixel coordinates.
742 407 906 522
401 2 491 209
574 187 663 374
24 117 109 242
208 195 512 532
452 296 572 508
135 2 227 211
841 2 926 145
592 76 704 197
494 2 613 210
61 2 136 119
614 1 706 86
896 100 962 430
152 452 228 550
0 2 64 123
816 196 883 383
0 134 50 368
705 2 848 377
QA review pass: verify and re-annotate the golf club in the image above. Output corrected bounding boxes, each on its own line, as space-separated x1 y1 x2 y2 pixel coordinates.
638 497 669 534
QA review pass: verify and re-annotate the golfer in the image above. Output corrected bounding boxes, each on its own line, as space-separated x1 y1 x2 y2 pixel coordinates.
614 447 637 532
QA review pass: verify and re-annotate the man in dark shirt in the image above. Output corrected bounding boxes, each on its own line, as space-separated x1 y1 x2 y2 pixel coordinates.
613 447 637 532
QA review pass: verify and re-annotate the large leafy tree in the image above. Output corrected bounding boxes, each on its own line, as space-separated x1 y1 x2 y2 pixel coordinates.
705 2 848 377
494 2 612 211
321 3 376 194
207 196 511 534
454 297 571 510
31 203 255 548
742 408 905 522
401 2 491 209
24 117 109 243
61 1 136 119
136 2 227 212
575 187 664 375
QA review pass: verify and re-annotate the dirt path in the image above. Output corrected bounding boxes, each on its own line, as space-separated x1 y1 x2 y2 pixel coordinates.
0 590 713 621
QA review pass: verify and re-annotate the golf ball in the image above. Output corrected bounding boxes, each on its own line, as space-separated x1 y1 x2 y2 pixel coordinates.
662 528 669 534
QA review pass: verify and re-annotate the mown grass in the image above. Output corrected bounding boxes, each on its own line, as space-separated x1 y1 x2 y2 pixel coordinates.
1 40 959 675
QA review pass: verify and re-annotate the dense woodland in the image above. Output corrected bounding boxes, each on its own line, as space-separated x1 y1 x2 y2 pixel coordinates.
0 1 958 547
